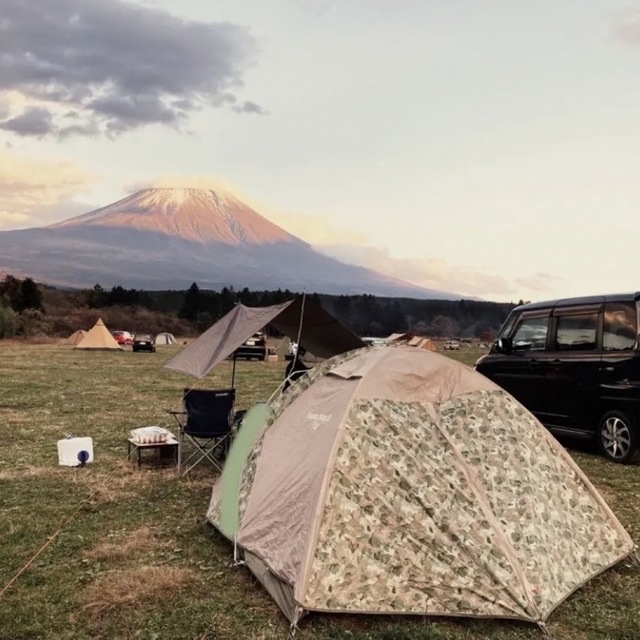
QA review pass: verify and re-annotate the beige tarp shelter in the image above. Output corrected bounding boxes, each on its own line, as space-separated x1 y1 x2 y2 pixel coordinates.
155 332 176 345
164 297 364 379
408 335 437 351
64 329 87 346
75 318 122 351
208 345 634 629
386 332 436 351
387 332 412 342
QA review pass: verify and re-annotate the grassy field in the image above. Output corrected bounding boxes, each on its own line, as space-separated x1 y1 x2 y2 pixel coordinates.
1 344 640 640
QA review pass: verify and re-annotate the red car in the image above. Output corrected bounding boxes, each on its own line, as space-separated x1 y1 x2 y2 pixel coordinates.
112 330 134 345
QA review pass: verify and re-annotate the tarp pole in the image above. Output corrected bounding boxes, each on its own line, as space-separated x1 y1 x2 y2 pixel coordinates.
231 351 237 388
292 291 306 368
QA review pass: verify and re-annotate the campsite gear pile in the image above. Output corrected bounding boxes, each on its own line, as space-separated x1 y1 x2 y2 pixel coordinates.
129 426 173 444
162 297 364 475
207 344 635 629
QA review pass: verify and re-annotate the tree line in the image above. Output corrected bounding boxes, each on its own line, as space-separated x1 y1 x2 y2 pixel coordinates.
0 276 518 341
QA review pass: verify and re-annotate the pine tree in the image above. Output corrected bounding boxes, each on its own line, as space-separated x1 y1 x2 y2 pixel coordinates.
17 278 44 313
0 275 22 311
87 284 106 308
179 282 201 322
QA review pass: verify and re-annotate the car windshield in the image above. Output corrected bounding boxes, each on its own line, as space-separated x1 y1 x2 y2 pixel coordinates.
136 335 152 341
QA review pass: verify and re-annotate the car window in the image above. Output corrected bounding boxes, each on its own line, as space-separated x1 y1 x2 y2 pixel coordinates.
496 313 518 340
511 316 549 351
603 302 637 351
554 313 598 351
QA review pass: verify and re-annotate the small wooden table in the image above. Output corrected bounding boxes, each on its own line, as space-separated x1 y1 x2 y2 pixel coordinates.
127 437 178 468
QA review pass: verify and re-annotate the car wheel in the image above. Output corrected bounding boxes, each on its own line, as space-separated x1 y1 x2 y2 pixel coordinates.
597 410 637 464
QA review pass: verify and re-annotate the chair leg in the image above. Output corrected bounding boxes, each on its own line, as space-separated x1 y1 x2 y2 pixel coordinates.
177 434 227 476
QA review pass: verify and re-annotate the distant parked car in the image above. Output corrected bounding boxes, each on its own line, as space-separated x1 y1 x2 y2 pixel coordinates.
234 331 266 361
112 330 134 346
443 341 460 350
132 334 156 353
362 337 387 347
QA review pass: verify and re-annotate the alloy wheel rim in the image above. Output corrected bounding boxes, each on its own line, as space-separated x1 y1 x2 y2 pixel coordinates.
601 417 632 459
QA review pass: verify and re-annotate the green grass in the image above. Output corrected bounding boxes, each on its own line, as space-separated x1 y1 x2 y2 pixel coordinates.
0 344 639 639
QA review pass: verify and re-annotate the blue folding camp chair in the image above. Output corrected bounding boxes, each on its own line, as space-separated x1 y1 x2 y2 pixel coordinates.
169 388 239 476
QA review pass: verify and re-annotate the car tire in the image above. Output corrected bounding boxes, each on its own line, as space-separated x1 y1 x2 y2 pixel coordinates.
597 410 638 464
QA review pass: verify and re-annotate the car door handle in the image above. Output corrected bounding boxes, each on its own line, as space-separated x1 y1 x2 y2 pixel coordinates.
599 366 615 372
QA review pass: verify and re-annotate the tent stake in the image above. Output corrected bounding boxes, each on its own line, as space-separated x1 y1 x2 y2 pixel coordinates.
538 622 556 639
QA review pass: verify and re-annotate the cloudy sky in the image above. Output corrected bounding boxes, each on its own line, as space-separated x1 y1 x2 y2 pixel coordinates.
1 0 640 302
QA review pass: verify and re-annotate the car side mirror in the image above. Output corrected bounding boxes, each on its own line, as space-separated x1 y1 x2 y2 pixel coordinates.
495 337 512 354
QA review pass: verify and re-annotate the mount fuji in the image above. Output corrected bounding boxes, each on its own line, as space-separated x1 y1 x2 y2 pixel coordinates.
0 188 459 299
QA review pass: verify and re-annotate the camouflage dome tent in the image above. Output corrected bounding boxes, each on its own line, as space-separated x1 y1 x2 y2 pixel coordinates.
208 345 634 632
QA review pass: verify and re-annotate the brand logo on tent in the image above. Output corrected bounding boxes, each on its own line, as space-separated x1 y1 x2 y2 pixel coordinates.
305 412 332 430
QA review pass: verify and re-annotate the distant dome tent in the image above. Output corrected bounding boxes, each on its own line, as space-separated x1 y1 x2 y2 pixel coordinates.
64 329 87 346
155 332 176 345
208 345 635 630
75 319 122 351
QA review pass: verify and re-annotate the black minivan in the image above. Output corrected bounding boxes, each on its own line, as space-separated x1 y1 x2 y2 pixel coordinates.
475 292 640 463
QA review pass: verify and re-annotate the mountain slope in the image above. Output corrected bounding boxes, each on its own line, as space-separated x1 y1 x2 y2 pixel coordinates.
51 188 298 245
0 188 461 299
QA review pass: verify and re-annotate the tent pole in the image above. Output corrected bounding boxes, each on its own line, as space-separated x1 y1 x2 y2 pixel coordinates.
293 291 307 367
231 351 237 388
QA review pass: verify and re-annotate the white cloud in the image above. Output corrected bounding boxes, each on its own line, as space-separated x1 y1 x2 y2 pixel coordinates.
124 173 242 195
514 273 561 293
613 10 640 45
0 149 95 228
316 244 515 297
0 211 31 224
263 211 368 246
0 0 262 138
314 244 564 300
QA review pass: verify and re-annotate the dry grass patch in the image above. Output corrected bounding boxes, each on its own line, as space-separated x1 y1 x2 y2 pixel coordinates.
83 526 170 562
81 565 195 619
73 456 175 503
0 465 67 481
178 467 221 490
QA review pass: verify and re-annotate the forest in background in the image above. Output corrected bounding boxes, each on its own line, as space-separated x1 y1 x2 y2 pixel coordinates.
0 276 519 341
